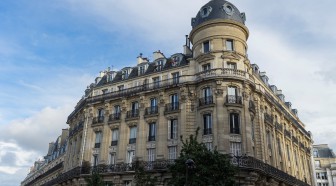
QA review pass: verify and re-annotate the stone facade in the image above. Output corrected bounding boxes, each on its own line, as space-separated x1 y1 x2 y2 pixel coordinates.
313 144 336 186
22 0 314 185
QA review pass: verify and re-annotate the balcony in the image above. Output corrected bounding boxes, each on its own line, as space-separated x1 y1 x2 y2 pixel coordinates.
284 129 291 138
144 106 159 116
92 116 105 125
275 122 283 132
264 113 273 125
129 138 136 144
199 96 214 107
203 128 212 135
165 102 179 114
225 95 242 105
126 110 139 120
195 68 246 81
148 136 156 142
292 136 298 144
108 113 121 122
94 143 101 148
111 140 118 146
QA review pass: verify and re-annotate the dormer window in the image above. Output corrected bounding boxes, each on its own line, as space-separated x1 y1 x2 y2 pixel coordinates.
155 60 164 71
122 70 129 79
200 6 212 18
171 56 181 67
138 65 146 75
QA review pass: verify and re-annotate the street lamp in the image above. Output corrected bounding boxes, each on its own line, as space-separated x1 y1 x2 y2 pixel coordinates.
185 159 196 186
230 153 247 186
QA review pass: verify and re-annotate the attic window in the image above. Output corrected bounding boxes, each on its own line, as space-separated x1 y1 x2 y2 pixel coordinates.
139 66 146 75
171 56 181 67
200 6 212 18
122 70 129 79
223 3 234 15
155 60 164 71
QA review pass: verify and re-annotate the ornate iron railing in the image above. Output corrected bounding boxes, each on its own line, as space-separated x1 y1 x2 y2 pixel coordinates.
108 113 121 122
92 116 104 124
38 157 310 186
226 95 242 104
264 113 273 124
69 121 84 137
165 102 179 113
284 129 291 138
148 136 156 141
203 128 212 135
145 106 159 116
292 136 298 144
275 122 283 132
199 96 214 106
111 140 118 146
126 109 139 119
129 138 136 144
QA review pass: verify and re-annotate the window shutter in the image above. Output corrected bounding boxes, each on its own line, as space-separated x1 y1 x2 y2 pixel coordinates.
168 120 171 139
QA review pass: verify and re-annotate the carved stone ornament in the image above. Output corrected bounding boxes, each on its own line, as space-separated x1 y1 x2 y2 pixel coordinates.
146 142 156 149
109 124 119 130
126 122 137 127
195 53 216 63
229 135 242 142
168 140 178 147
202 135 213 143
92 148 100 155
221 51 241 60
93 127 103 132
166 115 178 120
215 89 224 96
243 91 249 100
109 146 117 153
127 144 136 151
145 118 157 123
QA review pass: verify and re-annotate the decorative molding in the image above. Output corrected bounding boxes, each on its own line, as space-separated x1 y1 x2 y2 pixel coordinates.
195 53 216 63
167 140 178 146
126 144 136 151
229 135 242 142
202 135 213 143
146 142 156 149
126 122 137 127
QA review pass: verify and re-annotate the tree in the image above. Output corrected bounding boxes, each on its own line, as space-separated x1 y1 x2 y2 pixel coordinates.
133 159 158 186
168 128 236 186
84 170 105 186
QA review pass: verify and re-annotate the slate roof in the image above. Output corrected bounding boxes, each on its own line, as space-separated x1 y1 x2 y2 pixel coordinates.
192 0 245 28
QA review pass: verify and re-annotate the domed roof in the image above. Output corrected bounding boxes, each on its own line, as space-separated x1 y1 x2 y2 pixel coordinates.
191 0 246 28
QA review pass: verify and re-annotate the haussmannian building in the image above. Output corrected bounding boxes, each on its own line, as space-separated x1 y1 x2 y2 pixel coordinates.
22 0 315 185
312 144 336 186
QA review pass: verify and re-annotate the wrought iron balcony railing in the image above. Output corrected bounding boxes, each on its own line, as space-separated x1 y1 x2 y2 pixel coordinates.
109 113 121 122
165 102 179 113
284 129 291 138
144 106 158 116
94 143 101 148
226 95 242 104
292 136 298 144
129 138 136 144
126 109 139 119
111 140 118 146
92 116 105 124
203 128 212 135
264 113 273 124
40 157 310 186
148 136 155 142
199 96 214 106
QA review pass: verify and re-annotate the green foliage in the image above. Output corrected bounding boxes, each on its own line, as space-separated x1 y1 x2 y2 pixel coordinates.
85 170 105 186
168 128 236 186
134 160 158 186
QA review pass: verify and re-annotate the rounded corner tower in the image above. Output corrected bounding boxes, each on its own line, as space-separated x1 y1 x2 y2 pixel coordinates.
189 0 249 59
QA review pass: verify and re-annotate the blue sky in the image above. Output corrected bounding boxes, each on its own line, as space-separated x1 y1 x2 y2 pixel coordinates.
1 0 336 185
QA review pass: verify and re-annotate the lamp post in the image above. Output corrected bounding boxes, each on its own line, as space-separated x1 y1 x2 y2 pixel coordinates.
185 159 196 186
230 153 247 186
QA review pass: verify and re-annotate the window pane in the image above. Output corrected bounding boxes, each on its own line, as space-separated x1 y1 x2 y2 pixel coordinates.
203 41 210 53
226 39 233 51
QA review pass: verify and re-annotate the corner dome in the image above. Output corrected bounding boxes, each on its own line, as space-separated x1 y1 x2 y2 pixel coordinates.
191 0 246 28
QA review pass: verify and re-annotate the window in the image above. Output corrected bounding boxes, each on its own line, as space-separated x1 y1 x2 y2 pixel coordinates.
202 63 211 71
200 6 212 18
156 60 164 71
168 119 178 139
153 77 160 88
203 40 210 53
139 66 145 75
313 149 319 158
227 62 236 69
95 132 102 148
127 150 135 163
129 126 137 144
229 113 240 134
230 142 241 156
277 138 282 156
148 148 155 162
109 153 116 165
172 72 179 84
287 145 291 161
131 101 139 116
202 87 212 105
266 131 272 149
93 155 99 166
315 160 321 168
321 172 328 180
203 114 212 135
205 142 213 151
170 94 179 110
251 119 255 140
168 146 177 160
102 89 108 94
226 39 234 51
111 129 119 146
316 172 321 179
122 70 129 79
172 56 180 67
148 123 156 141
227 86 238 103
